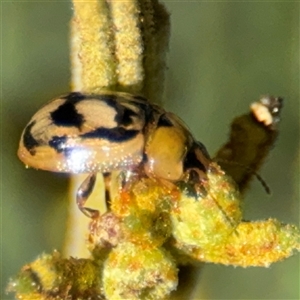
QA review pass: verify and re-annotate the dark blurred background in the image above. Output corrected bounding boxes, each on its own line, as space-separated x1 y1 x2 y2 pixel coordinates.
2 2 299 299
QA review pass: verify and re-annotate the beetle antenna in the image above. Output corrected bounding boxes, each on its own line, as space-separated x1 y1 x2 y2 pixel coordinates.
215 159 271 195
211 195 238 232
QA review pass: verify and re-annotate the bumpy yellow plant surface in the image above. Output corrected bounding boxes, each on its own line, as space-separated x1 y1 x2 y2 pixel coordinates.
8 160 300 299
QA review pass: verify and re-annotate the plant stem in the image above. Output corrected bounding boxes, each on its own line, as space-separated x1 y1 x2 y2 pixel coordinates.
64 0 170 258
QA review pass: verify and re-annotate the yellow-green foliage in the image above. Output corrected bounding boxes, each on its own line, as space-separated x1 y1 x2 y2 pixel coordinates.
9 163 300 299
7 252 102 300
103 242 178 300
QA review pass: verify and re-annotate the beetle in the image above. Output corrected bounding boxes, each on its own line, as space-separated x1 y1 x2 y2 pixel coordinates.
17 92 211 217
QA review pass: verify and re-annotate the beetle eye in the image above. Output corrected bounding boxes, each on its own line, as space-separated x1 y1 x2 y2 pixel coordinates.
184 142 211 174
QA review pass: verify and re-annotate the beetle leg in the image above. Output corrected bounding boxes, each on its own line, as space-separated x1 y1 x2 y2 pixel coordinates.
103 172 111 208
182 142 211 198
76 173 99 219
182 168 208 198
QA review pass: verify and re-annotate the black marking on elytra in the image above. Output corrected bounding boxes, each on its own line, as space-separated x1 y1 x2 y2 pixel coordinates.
96 94 119 108
61 92 86 103
93 94 140 127
48 135 68 153
94 94 138 127
114 106 139 127
23 121 39 155
81 127 139 142
99 93 153 127
50 99 84 129
157 114 173 127
99 94 148 111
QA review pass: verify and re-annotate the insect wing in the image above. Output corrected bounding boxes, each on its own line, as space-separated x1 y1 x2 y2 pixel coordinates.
18 93 147 173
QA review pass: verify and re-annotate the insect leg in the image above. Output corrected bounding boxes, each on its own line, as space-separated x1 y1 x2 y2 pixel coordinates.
182 142 211 198
103 172 112 208
76 173 99 218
